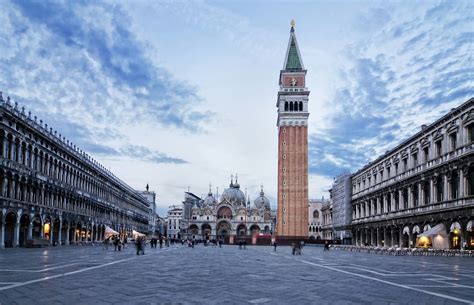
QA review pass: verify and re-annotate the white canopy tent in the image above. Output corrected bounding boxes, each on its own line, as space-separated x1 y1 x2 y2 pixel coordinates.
132 230 146 238
416 223 449 249
104 226 120 239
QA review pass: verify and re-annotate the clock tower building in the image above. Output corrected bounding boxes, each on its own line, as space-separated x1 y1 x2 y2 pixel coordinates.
276 22 309 238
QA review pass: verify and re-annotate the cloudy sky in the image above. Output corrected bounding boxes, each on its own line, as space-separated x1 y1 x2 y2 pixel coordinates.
0 0 472 215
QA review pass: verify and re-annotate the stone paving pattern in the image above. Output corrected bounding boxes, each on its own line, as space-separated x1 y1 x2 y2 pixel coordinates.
0 244 473 304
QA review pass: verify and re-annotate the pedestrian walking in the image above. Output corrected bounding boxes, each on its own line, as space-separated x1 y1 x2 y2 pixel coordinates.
159 237 163 249
324 240 329 251
273 241 277 252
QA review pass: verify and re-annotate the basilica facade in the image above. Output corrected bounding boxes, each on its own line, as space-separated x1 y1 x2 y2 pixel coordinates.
181 178 275 243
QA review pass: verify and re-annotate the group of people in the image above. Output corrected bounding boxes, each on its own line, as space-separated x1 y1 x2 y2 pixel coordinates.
292 241 305 255
149 236 164 249
102 235 127 251
238 240 248 250
135 236 146 255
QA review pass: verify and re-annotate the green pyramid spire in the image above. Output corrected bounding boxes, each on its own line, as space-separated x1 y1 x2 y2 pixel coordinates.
285 36 302 70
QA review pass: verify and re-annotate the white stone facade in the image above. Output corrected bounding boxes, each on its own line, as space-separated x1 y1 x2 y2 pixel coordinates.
308 198 325 240
351 98 474 249
166 205 182 239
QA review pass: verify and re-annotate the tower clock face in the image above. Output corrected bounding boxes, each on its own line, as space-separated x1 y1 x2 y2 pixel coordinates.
284 75 303 87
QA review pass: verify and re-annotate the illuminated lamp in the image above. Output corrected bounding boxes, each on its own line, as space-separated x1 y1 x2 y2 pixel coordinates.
44 223 50 235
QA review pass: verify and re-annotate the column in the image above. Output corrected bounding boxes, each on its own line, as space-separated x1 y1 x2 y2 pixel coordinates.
408 228 413 248
49 221 54 245
459 169 465 198
40 219 44 239
443 174 448 201
58 219 62 246
65 226 70 245
73 227 77 243
408 186 413 208
376 228 381 247
390 228 395 247
399 189 404 210
14 219 20 247
399 226 403 247
95 225 99 242
419 182 424 206
430 177 435 203
91 224 95 242
383 227 388 247
0 221 5 249
2 177 8 197
27 221 33 240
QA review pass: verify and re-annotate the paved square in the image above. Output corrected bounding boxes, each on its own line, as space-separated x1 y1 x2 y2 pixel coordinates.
0 245 473 304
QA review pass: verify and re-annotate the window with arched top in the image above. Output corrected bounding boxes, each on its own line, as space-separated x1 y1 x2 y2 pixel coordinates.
313 210 319 219
284 102 288 111
289 102 293 111
299 101 303 111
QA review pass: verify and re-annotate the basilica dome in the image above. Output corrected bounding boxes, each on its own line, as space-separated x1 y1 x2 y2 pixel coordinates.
254 186 270 210
203 190 217 207
222 179 246 206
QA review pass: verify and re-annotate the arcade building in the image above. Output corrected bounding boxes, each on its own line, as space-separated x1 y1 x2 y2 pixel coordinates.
351 98 474 249
0 93 151 248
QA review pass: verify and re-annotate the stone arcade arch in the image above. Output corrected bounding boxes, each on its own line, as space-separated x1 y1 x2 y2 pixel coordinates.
4 212 16 248
236 224 247 236
217 220 231 240
264 225 270 234
249 224 261 235
201 223 211 240
19 214 30 247
189 224 199 237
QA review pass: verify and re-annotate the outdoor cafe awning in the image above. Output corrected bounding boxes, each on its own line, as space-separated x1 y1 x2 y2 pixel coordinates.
419 223 447 237
132 230 146 238
104 226 119 239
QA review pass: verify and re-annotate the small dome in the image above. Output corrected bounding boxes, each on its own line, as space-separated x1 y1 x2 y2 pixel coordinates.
254 186 270 210
203 189 217 206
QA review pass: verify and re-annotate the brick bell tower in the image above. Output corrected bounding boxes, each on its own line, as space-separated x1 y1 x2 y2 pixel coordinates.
276 20 309 238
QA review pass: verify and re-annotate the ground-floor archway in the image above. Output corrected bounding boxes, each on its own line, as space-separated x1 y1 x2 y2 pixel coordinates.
4 212 17 248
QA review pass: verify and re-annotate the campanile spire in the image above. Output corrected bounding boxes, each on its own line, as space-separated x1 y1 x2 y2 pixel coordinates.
276 21 310 238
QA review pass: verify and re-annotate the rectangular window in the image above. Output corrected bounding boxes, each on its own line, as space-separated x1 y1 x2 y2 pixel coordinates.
469 125 474 143
387 167 390 178
450 133 457 151
424 147 429 162
436 140 442 157
413 153 418 167
395 163 398 175
403 158 408 171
